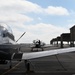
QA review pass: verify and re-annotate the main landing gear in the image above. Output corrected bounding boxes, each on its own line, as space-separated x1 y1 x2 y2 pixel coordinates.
24 60 34 73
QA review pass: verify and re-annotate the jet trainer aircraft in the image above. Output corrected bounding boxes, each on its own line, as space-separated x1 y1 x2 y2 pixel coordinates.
0 24 20 65
30 39 46 51
0 23 75 71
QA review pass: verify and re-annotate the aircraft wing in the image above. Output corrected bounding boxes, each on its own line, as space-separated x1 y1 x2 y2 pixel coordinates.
41 44 52 48
12 47 75 60
21 47 75 60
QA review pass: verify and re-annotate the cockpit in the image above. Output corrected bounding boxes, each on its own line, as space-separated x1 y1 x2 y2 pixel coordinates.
0 23 15 41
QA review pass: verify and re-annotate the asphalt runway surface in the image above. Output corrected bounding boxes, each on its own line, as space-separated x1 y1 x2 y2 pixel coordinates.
0 46 75 75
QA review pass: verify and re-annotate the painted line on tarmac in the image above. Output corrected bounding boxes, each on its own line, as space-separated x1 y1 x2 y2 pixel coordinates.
1 61 23 75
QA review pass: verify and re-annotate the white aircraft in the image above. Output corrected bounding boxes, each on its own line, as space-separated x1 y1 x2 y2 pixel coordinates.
30 39 46 51
30 39 52 51
0 23 75 71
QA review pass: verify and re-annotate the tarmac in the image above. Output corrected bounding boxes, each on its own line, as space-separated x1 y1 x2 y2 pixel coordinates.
0 45 75 75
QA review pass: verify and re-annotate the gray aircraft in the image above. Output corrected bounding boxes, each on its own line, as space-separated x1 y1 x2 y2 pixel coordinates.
0 24 25 67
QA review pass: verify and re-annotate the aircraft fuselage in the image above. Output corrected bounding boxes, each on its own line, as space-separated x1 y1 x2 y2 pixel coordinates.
0 24 18 63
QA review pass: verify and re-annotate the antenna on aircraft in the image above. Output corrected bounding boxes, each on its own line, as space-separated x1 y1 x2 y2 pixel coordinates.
16 32 26 42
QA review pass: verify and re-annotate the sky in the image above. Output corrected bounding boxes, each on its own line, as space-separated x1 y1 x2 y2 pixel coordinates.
0 0 75 44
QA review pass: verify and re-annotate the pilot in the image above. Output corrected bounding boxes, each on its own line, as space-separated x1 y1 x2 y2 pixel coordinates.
38 40 41 47
38 40 41 45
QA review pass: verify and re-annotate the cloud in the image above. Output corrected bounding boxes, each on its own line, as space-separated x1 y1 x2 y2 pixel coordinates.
44 6 69 15
12 23 69 44
0 0 70 25
0 0 70 43
0 0 34 23
0 13 33 23
0 0 69 16
0 0 43 13
38 17 42 20
66 23 75 29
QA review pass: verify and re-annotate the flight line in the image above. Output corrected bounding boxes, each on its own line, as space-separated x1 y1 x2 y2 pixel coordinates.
1 24 75 75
